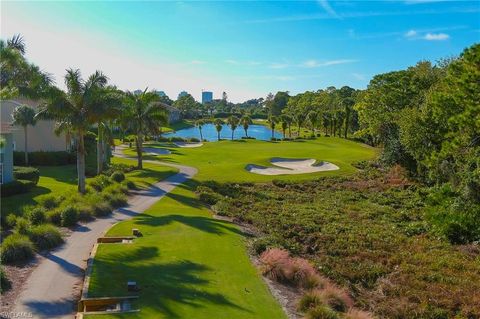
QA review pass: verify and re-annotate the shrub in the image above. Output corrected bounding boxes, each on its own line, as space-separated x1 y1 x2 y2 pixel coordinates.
0 234 35 264
1 179 35 197
26 207 46 225
103 163 135 175
110 171 125 183
89 174 112 192
306 305 339 319
13 166 40 185
76 204 94 221
196 186 222 205
13 151 75 166
5 214 17 228
46 210 62 225
39 195 63 209
251 237 276 255
60 206 78 227
28 224 64 250
298 290 323 312
106 193 127 208
318 285 353 312
14 217 30 235
344 309 375 319
260 248 291 282
289 257 322 288
93 202 112 217
124 180 136 190
0 267 11 293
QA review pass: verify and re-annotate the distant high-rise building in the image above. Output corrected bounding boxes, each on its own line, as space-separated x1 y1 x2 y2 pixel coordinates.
133 89 142 95
202 91 213 104
178 91 189 99
156 90 166 97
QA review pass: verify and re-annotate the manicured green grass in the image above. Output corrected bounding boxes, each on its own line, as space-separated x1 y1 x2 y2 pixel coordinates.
125 137 377 182
86 181 286 319
1 165 77 216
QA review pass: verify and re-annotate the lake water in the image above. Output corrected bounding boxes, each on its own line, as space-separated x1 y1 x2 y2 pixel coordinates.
165 123 282 141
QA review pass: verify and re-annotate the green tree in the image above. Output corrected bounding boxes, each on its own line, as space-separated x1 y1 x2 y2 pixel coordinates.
173 94 196 118
195 119 204 141
306 111 319 136
240 115 252 137
268 115 278 139
39 69 118 193
0 35 52 99
214 118 224 141
122 89 168 169
227 115 239 140
12 105 36 165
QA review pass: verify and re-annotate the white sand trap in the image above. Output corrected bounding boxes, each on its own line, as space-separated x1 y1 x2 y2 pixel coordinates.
246 157 339 175
174 142 204 148
143 147 171 155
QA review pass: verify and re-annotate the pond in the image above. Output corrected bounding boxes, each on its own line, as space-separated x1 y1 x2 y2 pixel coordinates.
164 123 282 141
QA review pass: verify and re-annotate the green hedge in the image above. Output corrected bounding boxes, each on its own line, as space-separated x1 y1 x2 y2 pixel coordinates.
13 151 75 166
1 179 35 197
13 166 40 185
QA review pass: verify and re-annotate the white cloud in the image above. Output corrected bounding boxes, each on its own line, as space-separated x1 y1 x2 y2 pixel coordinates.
424 32 450 40
268 63 289 69
317 0 339 18
405 29 418 38
302 59 357 68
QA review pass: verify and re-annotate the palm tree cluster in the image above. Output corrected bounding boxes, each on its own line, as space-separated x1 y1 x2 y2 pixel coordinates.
2 34 169 193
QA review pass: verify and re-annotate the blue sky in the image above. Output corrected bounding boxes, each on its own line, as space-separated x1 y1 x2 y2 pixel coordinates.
2 1 479 102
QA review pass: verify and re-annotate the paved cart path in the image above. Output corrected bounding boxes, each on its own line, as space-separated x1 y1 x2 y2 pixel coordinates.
12 147 197 319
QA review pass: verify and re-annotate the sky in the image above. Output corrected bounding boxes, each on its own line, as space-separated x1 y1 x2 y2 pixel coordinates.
1 1 479 102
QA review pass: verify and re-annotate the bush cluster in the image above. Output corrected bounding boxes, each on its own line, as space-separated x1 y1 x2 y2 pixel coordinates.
28 224 64 250
206 177 480 318
0 267 11 293
1 179 35 197
13 151 75 166
0 234 35 264
110 171 125 183
13 166 40 184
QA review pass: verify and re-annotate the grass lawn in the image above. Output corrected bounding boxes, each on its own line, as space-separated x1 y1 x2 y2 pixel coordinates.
86 138 376 318
86 181 286 319
123 137 378 182
1 159 177 218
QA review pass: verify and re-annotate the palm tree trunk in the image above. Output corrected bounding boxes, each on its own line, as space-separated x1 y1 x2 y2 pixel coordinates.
283 129 286 139
77 132 86 194
288 124 291 138
24 126 28 165
136 133 143 169
200 128 203 141
231 129 234 140
244 128 248 137
97 125 103 175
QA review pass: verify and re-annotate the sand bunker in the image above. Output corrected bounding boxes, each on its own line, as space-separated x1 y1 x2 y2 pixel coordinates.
174 142 204 148
143 147 171 155
246 157 339 175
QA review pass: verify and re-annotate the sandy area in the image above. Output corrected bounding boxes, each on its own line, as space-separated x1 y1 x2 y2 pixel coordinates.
174 142 204 148
246 157 339 175
143 147 171 155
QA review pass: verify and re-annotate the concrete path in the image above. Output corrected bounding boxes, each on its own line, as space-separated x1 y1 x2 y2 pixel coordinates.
12 147 197 319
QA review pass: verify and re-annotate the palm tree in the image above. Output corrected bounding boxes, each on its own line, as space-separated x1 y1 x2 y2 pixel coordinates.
39 69 118 193
122 89 168 169
214 118 223 141
12 105 36 165
294 113 306 138
195 119 204 141
268 115 278 139
240 115 251 137
280 115 289 139
227 115 239 140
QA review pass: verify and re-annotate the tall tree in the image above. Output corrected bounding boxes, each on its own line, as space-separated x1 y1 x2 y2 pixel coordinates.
195 119 204 141
12 105 36 165
214 118 224 141
39 69 118 193
122 89 168 169
227 115 239 140
240 115 252 137
268 115 278 139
